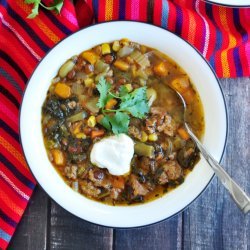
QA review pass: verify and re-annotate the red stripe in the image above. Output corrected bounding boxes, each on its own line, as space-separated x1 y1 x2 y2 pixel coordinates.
167 2 177 32
0 60 26 92
98 0 106 22
180 4 190 41
0 94 19 115
125 0 132 19
139 0 147 21
0 218 15 236
112 0 119 19
0 238 8 250
153 0 162 26
0 78 22 103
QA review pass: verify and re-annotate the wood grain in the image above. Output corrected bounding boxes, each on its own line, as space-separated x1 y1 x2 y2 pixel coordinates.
183 78 250 250
8 187 49 250
9 78 250 250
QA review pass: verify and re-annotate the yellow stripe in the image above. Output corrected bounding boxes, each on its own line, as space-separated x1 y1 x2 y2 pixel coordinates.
187 12 196 45
16 0 60 44
0 136 28 170
105 0 113 21
0 189 23 216
219 7 237 78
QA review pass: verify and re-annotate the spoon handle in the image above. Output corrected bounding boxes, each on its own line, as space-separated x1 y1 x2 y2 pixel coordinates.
185 124 250 214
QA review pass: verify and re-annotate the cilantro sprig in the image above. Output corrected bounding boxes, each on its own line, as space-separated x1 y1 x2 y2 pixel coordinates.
96 78 149 134
25 0 64 18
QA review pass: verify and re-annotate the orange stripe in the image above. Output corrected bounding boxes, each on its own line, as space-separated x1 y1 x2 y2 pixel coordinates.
187 11 196 45
15 0 60 44
0 136 28 170
105 0 114 21
219 8 236 78
0 189 23 216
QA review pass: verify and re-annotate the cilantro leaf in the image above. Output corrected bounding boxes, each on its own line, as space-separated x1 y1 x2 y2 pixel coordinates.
119 87 149 118
101 112 130 135
119 85 129 97
96 77 111 108
27 2 39 18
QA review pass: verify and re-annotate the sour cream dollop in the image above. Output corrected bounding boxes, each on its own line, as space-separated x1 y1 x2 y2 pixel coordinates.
90 133 134 176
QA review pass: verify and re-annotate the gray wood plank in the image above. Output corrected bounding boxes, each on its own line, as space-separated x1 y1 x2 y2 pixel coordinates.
8 186 49 250
114 214 183 250
49 200 113 250
183 77 250 250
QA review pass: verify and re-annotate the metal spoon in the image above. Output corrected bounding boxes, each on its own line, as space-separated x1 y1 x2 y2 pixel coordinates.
175 90 250 214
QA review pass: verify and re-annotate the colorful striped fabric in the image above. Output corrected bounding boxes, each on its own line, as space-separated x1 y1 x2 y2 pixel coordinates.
86 0 250 78
0 0 250 248
0 0 78 248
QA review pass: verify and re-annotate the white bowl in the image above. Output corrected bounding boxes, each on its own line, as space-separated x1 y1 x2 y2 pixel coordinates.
20 21 227 228
205 0 250 7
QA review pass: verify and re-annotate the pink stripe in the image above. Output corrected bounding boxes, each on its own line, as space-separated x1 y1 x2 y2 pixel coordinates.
245 43 250 74
0 104 18 126
0 170 29 200
0 13 41 61
131 0 139 20
61 8 78 27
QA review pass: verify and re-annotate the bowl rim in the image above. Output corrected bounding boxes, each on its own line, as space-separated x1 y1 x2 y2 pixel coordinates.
19 20 228 229
204 0 250 7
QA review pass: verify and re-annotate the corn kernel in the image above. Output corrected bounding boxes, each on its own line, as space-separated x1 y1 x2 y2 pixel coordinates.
120 38 129 46
124 84 133 92
51 149 65 166
140 131 148 142
148 133 158 141
75 133 86 139
81 51 98 65
112 41 120 52
87 115 96 128
114 59 130 71
101 43 111 55
105 99 117 110
84 78 94 87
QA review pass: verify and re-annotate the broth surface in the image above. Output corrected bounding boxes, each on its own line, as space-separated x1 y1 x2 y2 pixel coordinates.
42 39 204 205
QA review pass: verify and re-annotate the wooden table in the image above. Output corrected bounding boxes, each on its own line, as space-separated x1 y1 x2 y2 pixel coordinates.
9 78 250 250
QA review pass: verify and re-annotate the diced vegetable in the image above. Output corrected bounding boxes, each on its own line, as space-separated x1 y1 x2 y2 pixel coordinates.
146 88 157 106
170 77 190 94
177 127 190 140
120 38 129 46
81 51 98 65
112 40 120 52
84 97 99 113
91 129 105 139
114 59 130 71
51 149 65 166
112 176 125 189
124 84 133 92
95 60 110 73
130 50 150 68
87 115 96 127
117 46 134 57
182 88 195 104
84 78 94 87
140 131 148 142
67 111 87 123
148 133 158 142
59 60 75 78
54 83 71 99
72 82 84 96
105 98 117 110
101 43 111 55
153 62 169 76
75 133 86 139
134 142 155 158
72 181 79 192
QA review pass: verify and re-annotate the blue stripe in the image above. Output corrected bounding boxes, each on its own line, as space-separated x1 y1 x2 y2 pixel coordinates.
175 5 183 36
0 207 17 228
0 0 8 8
0 67 23 95
7 6 50 52
205 3 222 70
233 47 243 77
0 119 20 143
161 0 169 29
233 9 248 43
0 229 11 243
0 50 27 83
119 0 126 20
92 0 99 21
0 153 35 190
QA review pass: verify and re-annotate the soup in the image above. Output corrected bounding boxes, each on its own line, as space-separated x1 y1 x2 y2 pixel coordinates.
42 39 204 205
